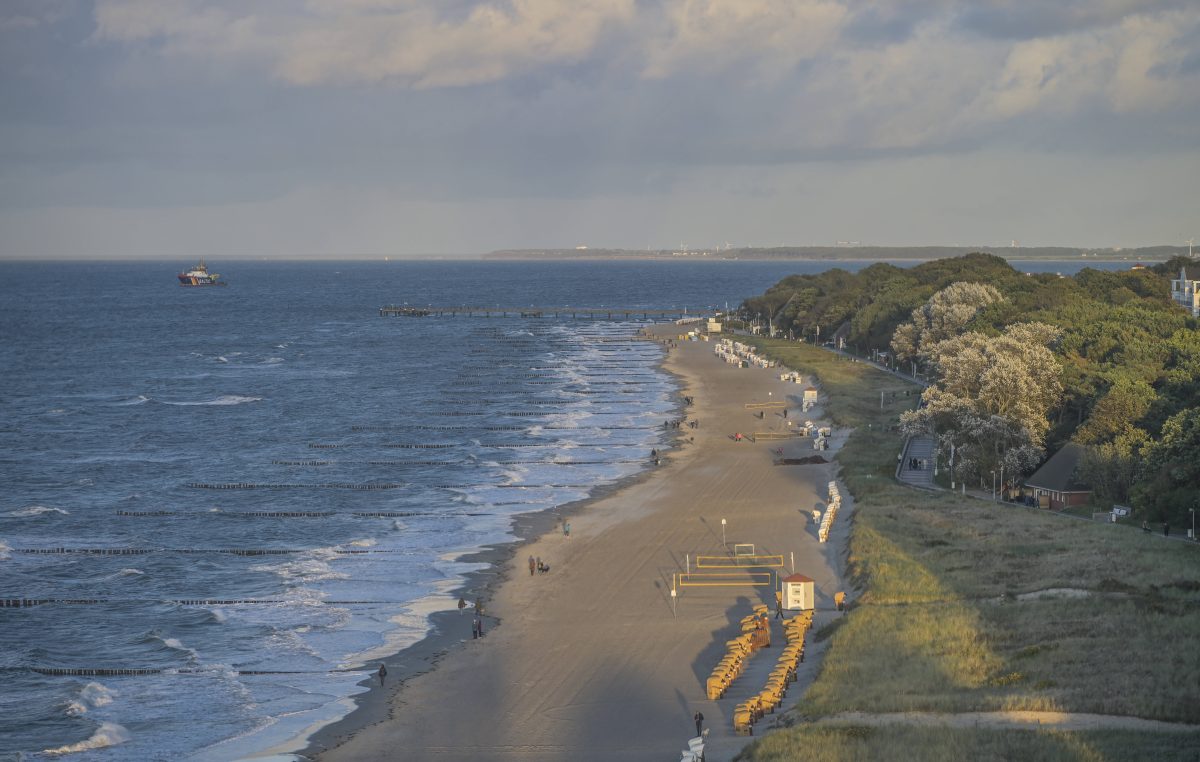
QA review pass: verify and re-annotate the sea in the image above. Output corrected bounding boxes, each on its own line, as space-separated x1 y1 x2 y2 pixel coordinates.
0 258 1132 760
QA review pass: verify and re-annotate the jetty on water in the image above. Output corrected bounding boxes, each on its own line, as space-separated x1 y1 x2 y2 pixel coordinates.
379 305 708 320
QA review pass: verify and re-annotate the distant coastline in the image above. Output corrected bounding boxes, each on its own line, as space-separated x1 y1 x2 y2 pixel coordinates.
484 245 1187 262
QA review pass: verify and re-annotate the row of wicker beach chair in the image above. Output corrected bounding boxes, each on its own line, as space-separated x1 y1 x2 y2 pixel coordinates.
704 605 772 701
818 481 841 543
732 610 814 735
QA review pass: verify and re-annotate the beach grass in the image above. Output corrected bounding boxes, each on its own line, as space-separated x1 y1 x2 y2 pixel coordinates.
738 725 1200 762
735 339 1200 758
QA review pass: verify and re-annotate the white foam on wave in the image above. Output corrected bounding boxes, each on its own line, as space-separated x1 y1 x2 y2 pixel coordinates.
262 357 285 365
161 636 200 660
160 395 264 406
5 504 69 517
348 538 376 548
43 721 131 755
0 540 10 559
80 682 116 708
251 554 348 584
113 395 151 406
216 356 229 363
64 700 88 716
499 466 527 486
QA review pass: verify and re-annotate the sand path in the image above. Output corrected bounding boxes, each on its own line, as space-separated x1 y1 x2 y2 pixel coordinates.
316 329 850 761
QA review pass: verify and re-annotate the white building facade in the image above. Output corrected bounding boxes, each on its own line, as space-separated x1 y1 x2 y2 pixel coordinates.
1171 265 1200 317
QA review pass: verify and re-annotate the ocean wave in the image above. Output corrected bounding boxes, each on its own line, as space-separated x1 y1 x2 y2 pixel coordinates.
0 540 10 559
499 466 527 486
162 637 200 660
4 505 69 517
43 721 130 755
348 538 377 548
112 395 151 406
160 395 263 406
64 700 88 717
100 568 145 581
79 682 116 708
250 556 348 584
262 357 285 365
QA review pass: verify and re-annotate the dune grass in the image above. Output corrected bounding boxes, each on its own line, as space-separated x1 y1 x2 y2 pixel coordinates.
741 725 1200 762
734 339 1200 759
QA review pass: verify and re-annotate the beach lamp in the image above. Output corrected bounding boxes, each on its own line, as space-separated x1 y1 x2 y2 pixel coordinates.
721 518 727 548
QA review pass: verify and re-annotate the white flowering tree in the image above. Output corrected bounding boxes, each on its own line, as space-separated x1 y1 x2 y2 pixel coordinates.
900 321 1063 488
891 281 1005 364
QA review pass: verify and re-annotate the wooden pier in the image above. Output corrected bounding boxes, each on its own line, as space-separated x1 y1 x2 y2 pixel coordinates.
379 305 707 321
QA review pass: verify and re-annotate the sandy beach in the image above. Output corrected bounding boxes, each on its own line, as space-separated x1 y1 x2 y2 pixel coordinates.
308 327 852 761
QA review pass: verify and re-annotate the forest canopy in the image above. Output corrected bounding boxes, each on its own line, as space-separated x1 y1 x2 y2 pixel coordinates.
741 254 1200 524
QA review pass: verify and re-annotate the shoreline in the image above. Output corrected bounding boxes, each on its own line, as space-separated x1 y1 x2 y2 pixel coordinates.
290 333 686 760
295 459 681 760
306 327 850 761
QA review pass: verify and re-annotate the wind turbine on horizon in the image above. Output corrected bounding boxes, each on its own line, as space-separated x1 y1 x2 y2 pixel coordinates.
1187 238 1195 258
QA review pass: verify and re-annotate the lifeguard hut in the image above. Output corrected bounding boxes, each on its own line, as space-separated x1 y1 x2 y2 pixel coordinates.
781 573 815 611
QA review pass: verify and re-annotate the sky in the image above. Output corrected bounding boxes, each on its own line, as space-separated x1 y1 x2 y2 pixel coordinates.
1 0 1198 258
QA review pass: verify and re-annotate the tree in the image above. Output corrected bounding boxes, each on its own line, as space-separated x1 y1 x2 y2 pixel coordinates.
924 323 1063 444
1132 407 1200 523
1079 429 1148 508
891 281 1004 363
1075 378 1157 445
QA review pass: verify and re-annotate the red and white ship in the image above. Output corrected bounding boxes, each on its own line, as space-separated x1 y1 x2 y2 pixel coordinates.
178 260 226 287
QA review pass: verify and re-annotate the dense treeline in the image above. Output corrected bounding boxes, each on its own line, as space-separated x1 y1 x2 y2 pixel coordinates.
742 254 1200 524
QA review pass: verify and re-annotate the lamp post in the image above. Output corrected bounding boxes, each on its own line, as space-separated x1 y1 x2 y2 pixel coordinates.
1191 508 1196 541
721 518 727 549
991 470 996 501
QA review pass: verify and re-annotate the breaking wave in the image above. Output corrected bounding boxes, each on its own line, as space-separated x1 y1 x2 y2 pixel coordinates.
4 505 69 517
43 721 130 755
160 395 263 406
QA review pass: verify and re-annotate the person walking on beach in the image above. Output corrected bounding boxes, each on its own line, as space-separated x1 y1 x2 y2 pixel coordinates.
693 711 704 736
472 618 480 639
377 664 387 686
458 596 467 615
529 555 536 576
563 521 570 537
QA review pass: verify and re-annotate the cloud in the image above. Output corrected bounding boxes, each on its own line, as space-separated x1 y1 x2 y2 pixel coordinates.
93 0 638 88
86 1 1200 152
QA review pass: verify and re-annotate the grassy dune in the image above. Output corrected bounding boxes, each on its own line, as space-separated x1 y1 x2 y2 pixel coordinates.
736 340 1200 759
742 725 1200 762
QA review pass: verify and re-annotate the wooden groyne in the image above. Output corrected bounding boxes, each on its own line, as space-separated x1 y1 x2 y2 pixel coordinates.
380 305 708 320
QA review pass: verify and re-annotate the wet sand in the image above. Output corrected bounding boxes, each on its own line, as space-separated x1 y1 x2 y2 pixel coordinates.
306 327 852 761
